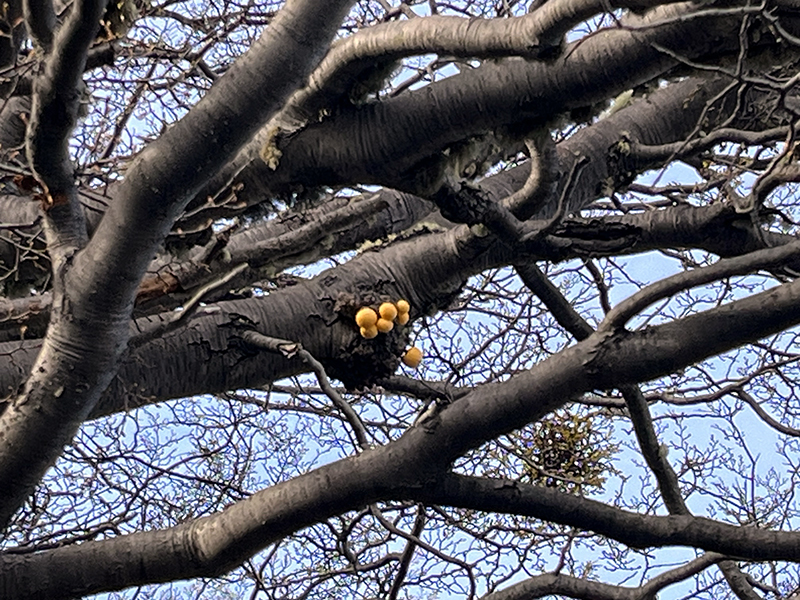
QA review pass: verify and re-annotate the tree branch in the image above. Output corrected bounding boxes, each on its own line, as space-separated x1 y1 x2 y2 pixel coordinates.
26 0 107 257
7 269 800 596
0 0 357 531
198 5 747 202
241 331 370 451
598 239 800 333
387 505 427 600
270 0 677 133
413 473 800 561
481 553 723 600
22 0 56 52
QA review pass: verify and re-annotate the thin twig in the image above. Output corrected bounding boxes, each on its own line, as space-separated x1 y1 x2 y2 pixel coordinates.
241 331 370 451
130 263 248 349
387 504 427 600
370 504 477 598
583 259 612 314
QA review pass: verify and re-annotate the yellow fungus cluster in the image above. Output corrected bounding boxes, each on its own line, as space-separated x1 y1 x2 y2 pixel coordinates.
354 300 422 369
355 299 411 339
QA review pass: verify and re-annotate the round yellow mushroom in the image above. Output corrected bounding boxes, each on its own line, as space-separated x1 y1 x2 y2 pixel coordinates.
402 346 423 368
396 311 410 325
355 307 378 328
360 325 378 339
379 302 398 321
376 318 394 333
396 299 410 314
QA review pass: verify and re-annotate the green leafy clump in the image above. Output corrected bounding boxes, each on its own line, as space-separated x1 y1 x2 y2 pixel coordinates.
519 409 618 494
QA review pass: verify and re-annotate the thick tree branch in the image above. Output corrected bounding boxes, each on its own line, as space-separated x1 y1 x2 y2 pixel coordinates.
0 75 793 428
0 72 766 314
0 200 793 417
0 0 356 531
199 3 754 201
414 473 800 562
22 0 56 52
274 0 676 132
26 0 107 256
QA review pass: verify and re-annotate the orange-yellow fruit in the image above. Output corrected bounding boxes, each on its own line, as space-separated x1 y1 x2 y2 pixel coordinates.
402 346 423 368
396 299 410 314
376 318 394 333
355 307 378 328
396 311 410 325
379 302 398 321
360 325 378 339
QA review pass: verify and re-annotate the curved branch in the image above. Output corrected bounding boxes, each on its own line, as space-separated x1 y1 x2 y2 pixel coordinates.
481 553 723 600
598 239 800 333
241 331 370 451
198 3 750 202
276 0 675 131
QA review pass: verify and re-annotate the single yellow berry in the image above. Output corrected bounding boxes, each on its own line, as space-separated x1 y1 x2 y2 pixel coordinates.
360 325 378 339
402 346 423 368
376 318 394 333
355 307 378 328
379 302 398 321
396 311 410 325
396 299 410 314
